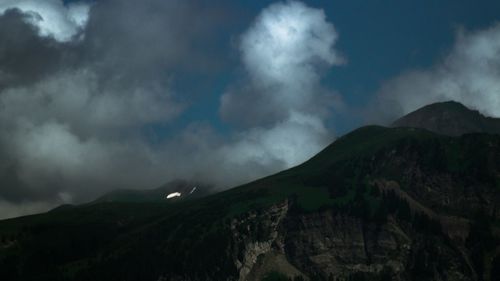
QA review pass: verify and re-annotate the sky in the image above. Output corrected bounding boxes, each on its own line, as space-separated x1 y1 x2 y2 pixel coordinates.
0 0 500 219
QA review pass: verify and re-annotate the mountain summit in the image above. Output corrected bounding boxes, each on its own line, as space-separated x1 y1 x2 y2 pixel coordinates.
392 101 500 136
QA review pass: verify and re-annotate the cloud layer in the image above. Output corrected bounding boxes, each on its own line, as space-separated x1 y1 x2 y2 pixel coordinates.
376 23 500 121
0 0 342 219
0 0 225 216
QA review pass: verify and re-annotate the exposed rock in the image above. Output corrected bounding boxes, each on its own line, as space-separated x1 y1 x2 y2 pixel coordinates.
225 195 477 281
231 200 290 281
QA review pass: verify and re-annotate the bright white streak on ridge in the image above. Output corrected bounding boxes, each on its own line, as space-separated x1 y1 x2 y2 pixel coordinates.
166 192 181 199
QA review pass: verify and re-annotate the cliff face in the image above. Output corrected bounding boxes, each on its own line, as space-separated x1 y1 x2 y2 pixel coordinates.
225 197 477 281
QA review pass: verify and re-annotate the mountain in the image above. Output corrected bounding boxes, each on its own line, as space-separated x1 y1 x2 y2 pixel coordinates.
93 179 212 203
1 105 500 281
392 101 500 136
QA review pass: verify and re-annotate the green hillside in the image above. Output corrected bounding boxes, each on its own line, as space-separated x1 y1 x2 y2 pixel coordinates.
1 125 499 280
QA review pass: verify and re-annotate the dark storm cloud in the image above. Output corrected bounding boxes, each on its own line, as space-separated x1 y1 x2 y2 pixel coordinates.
0 9 68 89
82 0 229 86
0 0 236 218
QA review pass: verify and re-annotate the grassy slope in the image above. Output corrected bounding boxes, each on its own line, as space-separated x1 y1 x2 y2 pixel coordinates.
1 125 499 280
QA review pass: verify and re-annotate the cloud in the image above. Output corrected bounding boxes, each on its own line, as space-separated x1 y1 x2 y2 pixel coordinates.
376 22 500 121
0 0 230 215
219 113 329 170
0 9 70 89
0 67 185 207
0 200 57 220
241 1 342 88
221 1 343 126
219 1 342 175
141 112 331 189
0 0 343 218
0 0 91 42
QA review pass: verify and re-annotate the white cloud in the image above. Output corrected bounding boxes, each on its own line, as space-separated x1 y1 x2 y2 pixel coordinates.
0 0 91 42
221 113 328 168
241 1 343 90
218 1 342 176
222 1 343 121
378 23 500 118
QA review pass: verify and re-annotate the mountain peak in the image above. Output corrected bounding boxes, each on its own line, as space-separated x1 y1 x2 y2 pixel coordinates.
392 100 500 136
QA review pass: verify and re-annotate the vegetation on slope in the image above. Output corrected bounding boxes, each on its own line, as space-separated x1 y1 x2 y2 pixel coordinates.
0 125 499 280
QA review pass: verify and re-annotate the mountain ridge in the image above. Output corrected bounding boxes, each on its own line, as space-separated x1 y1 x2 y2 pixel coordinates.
0 102 499 281
392 101 500 136
93 179 212 204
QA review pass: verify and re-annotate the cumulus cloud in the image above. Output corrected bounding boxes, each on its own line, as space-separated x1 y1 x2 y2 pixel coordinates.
219 1 343 173
376 22 500 121
241 1 342 87
0 0 91 42
221 1 343 126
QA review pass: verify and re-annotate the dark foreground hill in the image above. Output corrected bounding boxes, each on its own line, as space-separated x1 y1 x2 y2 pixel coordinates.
392 101 500 136
1 106 500 280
